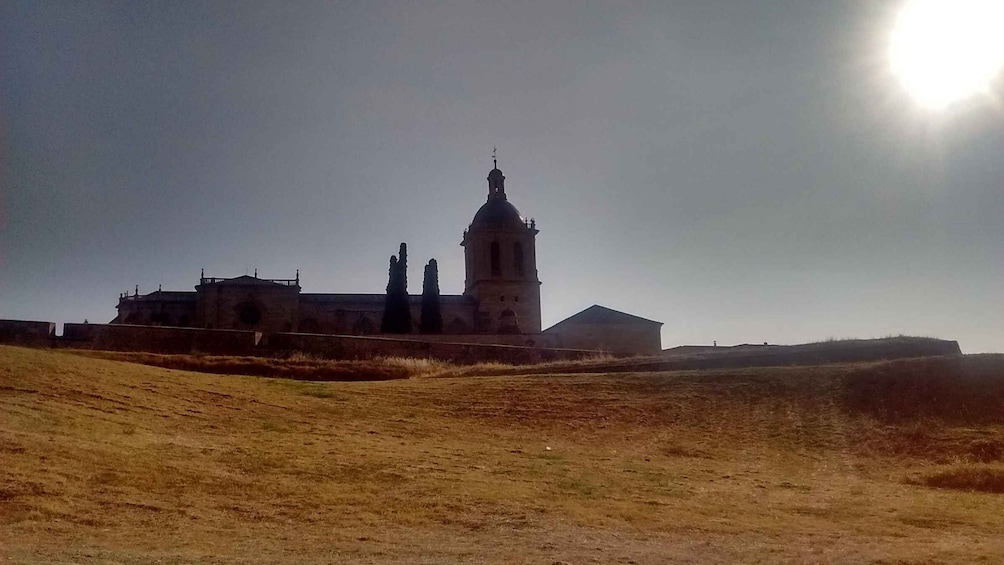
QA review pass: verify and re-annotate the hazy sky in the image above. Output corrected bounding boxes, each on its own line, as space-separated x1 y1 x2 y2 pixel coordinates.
2 1 1002 352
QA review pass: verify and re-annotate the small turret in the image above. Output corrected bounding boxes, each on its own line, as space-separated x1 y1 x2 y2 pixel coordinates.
487 162 505 199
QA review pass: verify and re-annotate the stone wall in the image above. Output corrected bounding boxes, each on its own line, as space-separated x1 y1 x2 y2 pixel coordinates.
267 332 593 363
115 293 198 326
0 319 55 346
47 322 585 362
462 229 542 334
546 322 663 356
296 294 383 335
467 279 543 335
385 333 559 348
62 323 261 355
297 294 478 335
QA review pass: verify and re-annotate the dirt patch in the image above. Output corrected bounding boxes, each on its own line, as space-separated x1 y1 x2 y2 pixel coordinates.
842 356 1004 425
0 479 48 500
67 350 412 381
911 465 1004 493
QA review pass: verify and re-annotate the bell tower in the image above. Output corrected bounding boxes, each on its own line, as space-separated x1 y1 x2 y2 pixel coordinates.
461 160 541 333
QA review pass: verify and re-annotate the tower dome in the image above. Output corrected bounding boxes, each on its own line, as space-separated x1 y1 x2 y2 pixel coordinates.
469 162 526 230
470 198 524 229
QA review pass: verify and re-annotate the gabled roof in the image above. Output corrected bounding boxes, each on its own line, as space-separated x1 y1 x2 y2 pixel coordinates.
543 304 662 332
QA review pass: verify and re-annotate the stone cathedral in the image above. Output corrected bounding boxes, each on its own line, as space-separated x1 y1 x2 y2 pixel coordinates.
113 162 663 354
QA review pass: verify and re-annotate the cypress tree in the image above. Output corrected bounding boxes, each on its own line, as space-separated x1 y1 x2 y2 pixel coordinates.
396 243 411 332
420 259 442 334
398 244 408 299
380 255 398 333
381 243 412 333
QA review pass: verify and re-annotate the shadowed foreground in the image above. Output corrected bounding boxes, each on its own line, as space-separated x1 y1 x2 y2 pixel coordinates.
2 346 1004 564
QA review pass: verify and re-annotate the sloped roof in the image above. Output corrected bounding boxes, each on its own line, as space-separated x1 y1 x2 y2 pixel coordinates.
543 304 662 332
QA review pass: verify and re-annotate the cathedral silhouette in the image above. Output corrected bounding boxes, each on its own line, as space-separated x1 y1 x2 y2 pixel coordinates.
113 163 662 354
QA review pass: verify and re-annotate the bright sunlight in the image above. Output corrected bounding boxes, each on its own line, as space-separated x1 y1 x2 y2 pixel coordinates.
889 0 1004 109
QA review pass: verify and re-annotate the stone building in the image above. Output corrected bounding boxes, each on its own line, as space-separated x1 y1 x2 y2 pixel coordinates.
113 162 663 354
542 305 663 355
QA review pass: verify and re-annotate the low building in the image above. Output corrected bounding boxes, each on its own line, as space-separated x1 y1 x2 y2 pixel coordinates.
543 305 663 356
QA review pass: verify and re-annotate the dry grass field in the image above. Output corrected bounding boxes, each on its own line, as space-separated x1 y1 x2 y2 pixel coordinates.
3 345 1004 564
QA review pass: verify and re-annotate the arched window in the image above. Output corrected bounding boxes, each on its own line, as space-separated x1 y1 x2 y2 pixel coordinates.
490 241 501 277
514 242 525 277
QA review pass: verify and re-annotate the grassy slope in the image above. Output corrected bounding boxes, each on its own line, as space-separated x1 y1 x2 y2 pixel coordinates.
2 345 1004 564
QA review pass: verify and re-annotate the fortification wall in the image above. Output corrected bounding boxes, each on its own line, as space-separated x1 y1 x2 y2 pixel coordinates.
378 333 559 348
49 323 587 362
62 323 261 355
0 319 55 346
267 332 593 363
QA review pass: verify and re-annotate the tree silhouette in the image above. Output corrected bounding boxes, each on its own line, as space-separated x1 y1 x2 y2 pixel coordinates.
381 243 412 333
380 255 398 333
420 259 442 334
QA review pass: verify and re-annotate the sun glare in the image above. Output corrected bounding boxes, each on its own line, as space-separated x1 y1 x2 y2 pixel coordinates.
889 0 1004 109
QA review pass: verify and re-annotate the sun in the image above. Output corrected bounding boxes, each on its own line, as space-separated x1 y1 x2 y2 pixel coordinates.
889 0 1004 109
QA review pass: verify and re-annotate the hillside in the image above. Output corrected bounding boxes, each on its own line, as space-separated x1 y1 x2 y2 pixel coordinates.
501 336 964 376
2 345 1004 563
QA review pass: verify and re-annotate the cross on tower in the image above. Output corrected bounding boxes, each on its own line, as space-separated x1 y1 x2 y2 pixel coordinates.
492 146 497 168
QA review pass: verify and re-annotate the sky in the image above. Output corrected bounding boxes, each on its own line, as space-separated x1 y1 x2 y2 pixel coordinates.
1 1 1002 353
